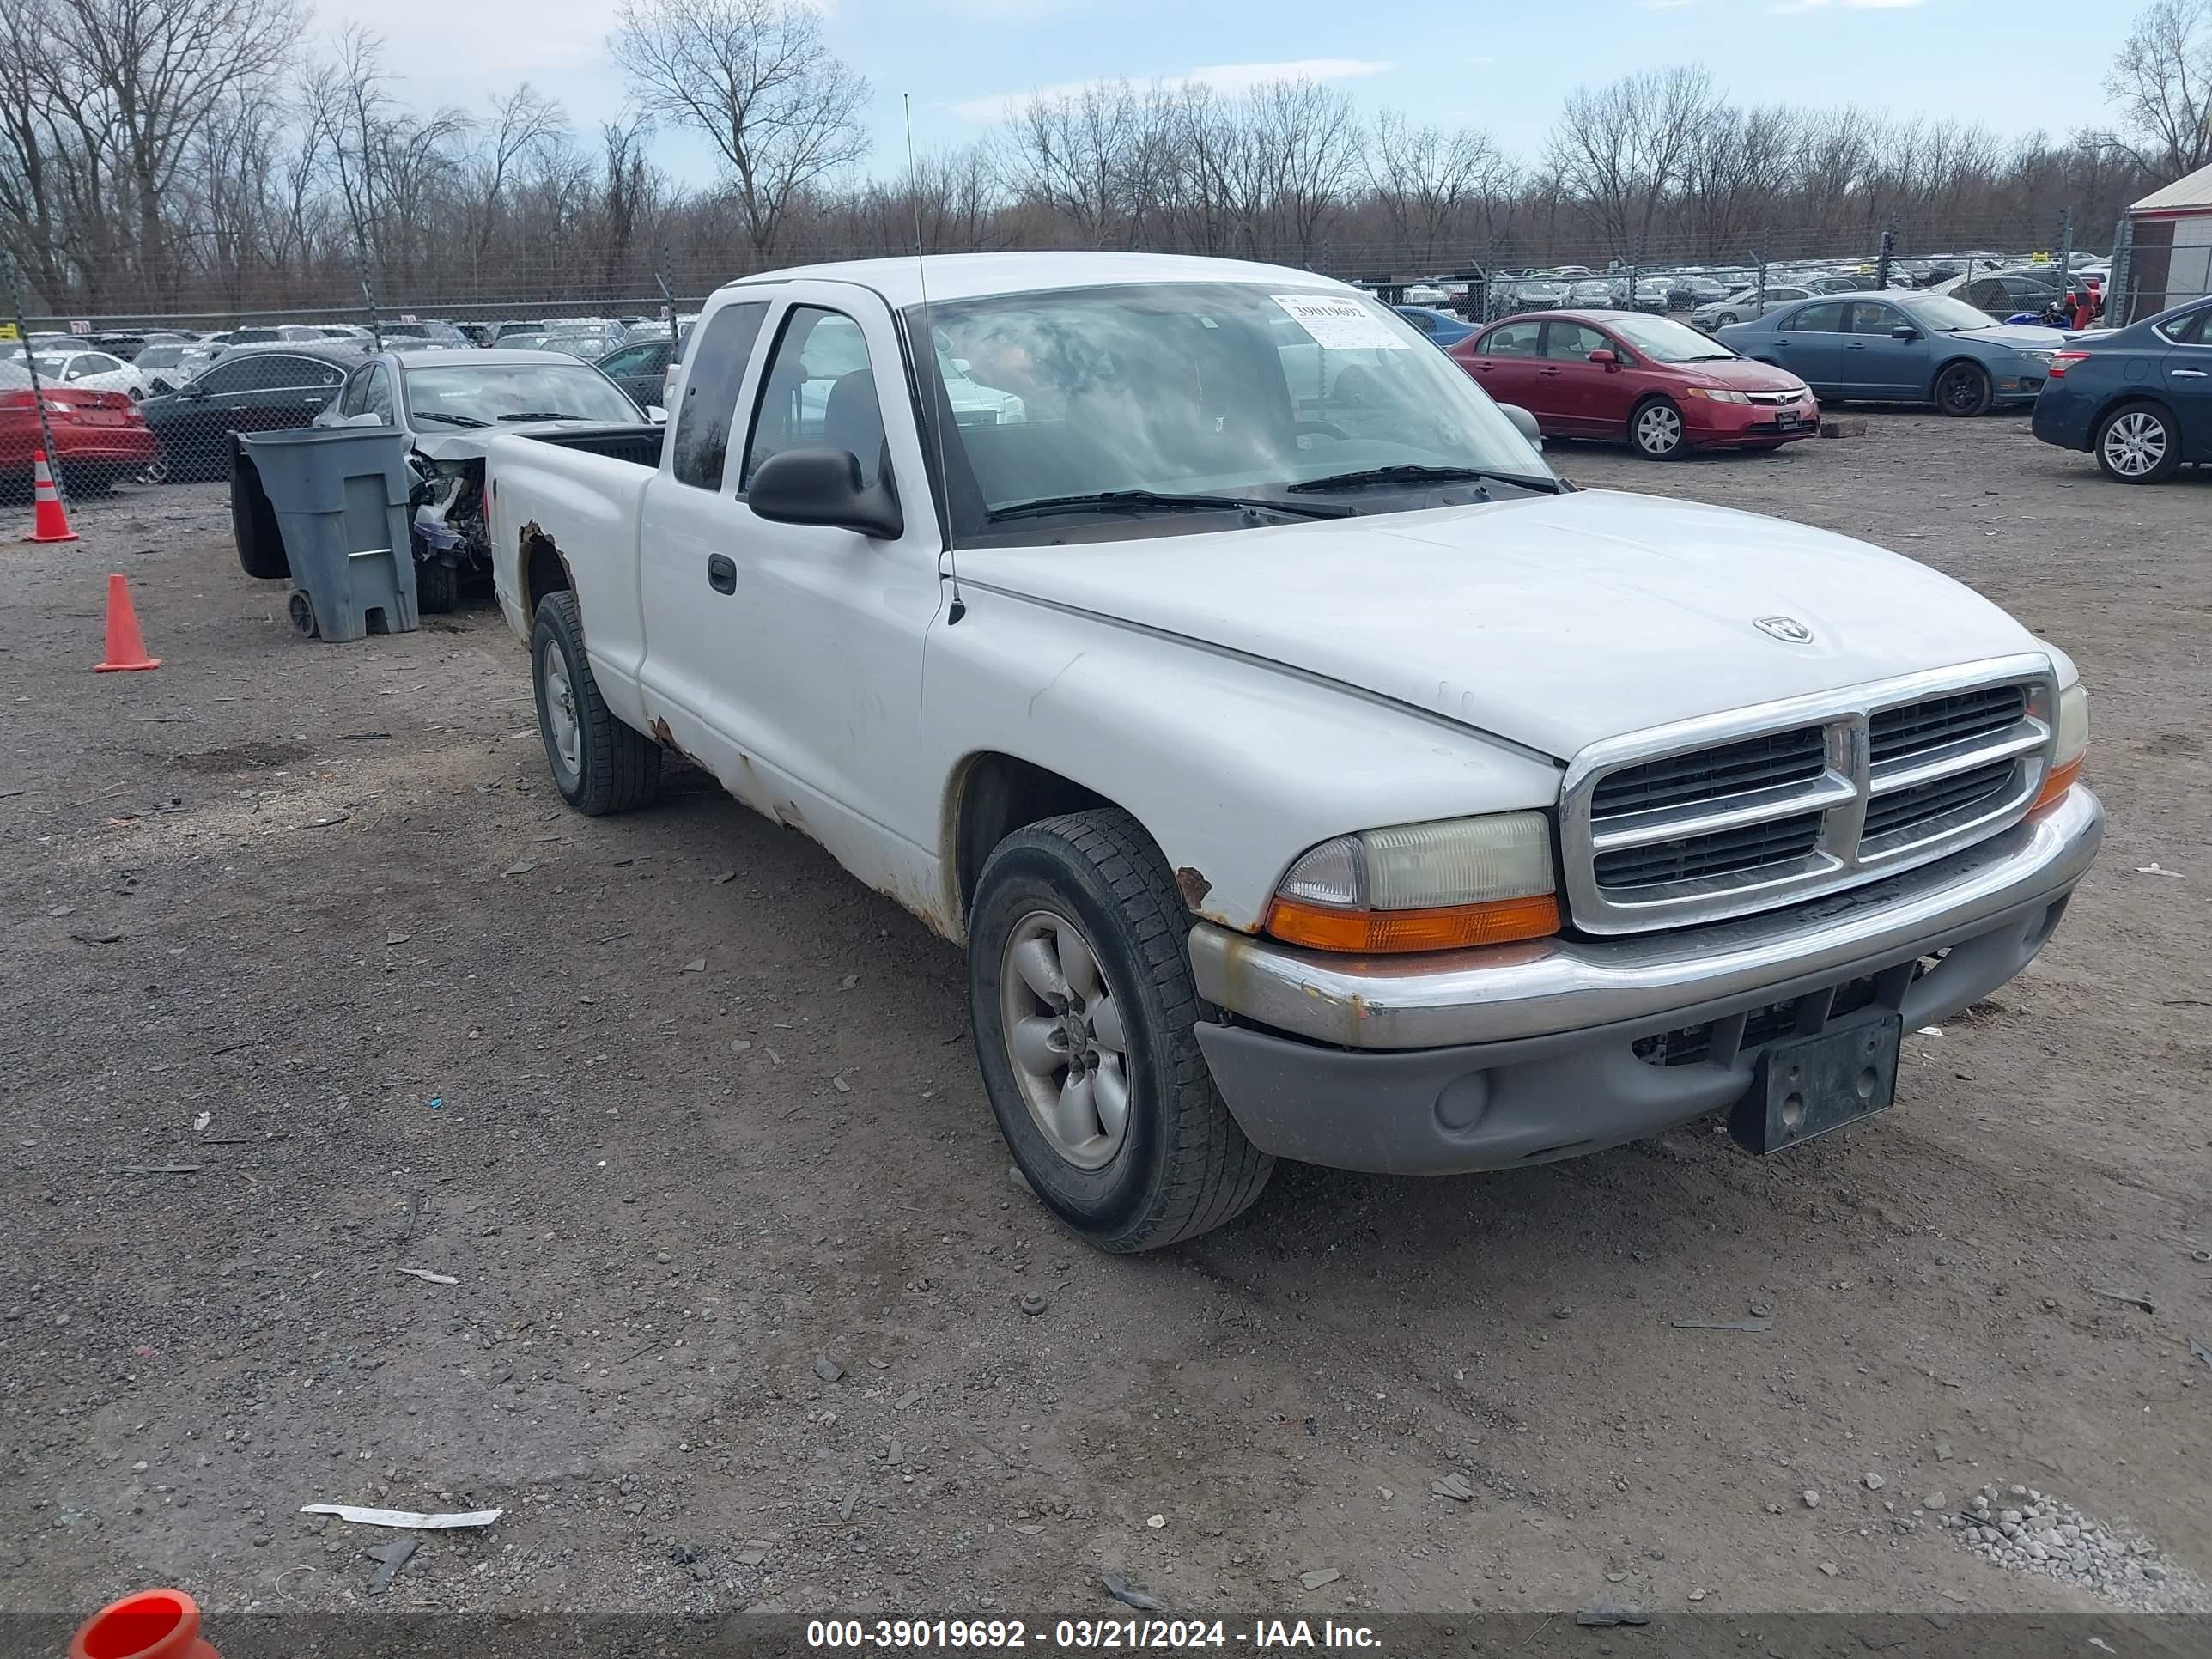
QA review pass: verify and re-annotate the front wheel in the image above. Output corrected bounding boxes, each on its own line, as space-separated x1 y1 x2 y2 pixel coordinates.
532 591 660 814
968 808 1273 1252
1631 398 1688 460
1712 311 1739 327
416 556 458 614
2094 401 2180 483
1934 362 1993 417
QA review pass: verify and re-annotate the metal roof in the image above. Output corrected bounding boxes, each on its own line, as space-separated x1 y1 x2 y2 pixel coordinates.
2131 161 2212 213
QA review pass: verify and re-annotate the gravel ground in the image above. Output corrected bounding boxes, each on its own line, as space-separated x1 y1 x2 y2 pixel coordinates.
3 410 2209 1629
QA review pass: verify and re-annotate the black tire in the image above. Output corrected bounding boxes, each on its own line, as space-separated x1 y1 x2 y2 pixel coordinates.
287 589 319 638
231 459 289 580
531 590 659 815
1933 361 1993 417
2093 400 2182 484
968 808 1273 1253
416 556 458 614
1629 396 1688 460
1712 311 1740 327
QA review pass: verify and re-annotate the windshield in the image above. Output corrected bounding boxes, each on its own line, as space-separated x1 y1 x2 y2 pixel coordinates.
403 363 640 426
1608 316 1736 363
1905 295 2002 331
905 282 1553 539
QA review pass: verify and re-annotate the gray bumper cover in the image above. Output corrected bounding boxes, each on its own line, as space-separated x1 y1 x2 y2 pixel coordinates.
1188 786 2101 1176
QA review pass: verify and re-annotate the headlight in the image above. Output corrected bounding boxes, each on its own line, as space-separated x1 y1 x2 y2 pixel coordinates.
2021 349 2054 368
1267 812 1560 953
2033 682 2089 810
1683 386 1751 404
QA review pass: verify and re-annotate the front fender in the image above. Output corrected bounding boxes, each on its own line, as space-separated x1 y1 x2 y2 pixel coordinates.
922 591 1565 936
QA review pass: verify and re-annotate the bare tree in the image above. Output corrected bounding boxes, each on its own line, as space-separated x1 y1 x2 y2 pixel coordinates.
611 0 869 266
1547 66 1721 264
1364 111 1506 267
2106 0 2212 175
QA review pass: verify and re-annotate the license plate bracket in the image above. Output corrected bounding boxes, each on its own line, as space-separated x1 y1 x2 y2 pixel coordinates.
1731 1011 1902 1155
1773 410 1801 429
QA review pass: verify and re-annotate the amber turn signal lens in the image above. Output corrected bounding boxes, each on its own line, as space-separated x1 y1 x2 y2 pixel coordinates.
2032 753 2083 812
1264 892 1562 954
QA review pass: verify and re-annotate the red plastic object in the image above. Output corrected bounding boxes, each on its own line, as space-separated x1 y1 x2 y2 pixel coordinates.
26 449 78 544
94 573 161 672
69 1588 219 1659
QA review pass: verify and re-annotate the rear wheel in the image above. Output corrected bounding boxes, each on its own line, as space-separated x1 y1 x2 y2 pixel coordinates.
1630 398 1688 460
2094 401 2180 483
416 556 458 614
532 590 659 815
969 808 1273 1252
1934 362 1993 417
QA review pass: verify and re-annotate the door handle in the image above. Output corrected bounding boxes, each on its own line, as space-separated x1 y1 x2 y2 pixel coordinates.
2173 368 2209 379
1846 343 1869 350
1539 366 1563 376
707 554 736 594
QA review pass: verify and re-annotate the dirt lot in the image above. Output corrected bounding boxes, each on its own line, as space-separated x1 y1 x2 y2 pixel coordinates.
3 410 2209 1633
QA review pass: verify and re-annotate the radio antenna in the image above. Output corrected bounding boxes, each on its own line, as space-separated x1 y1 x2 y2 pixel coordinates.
906 92 963 623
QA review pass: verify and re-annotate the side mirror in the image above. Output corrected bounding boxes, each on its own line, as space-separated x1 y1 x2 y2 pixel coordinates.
646 405 668 425
1587 349 1620 368
747 448 902 540
1497 403 1544 451
179 386 208 401
1890 325 1919 342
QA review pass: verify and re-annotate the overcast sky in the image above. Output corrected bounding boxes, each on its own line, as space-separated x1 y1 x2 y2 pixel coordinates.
319 0 2124 185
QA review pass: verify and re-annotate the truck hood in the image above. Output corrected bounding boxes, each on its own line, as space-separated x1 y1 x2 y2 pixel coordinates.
956 489 2047 760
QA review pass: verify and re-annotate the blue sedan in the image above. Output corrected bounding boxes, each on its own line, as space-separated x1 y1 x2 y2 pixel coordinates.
1394 305 1476 347
2031 298 2212 483
1714 290 2067 416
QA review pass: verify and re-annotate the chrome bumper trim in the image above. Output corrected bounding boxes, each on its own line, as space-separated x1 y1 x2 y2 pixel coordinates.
1189 785 2101 1051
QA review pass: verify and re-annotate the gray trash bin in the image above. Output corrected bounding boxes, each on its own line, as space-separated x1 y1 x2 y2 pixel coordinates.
236 427 419 642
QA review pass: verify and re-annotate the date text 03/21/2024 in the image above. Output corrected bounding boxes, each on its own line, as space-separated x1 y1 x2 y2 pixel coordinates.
804 1619 1383 1650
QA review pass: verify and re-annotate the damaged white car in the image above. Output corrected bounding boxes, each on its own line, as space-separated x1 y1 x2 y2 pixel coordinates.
316 349 661 611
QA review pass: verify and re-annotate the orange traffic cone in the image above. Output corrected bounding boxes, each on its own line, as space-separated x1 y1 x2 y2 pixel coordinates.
26 450 78 544
94 573 161 672
68 1587 220 1659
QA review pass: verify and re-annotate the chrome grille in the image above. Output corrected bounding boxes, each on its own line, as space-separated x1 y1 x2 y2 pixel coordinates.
1744 390 1801 406
1561 659 2058 934
1591 728 1826 817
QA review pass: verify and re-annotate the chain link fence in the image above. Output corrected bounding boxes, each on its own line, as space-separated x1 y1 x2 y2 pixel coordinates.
3 218 2120 506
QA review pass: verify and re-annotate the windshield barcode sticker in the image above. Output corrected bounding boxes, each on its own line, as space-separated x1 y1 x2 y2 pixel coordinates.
1271 294 1412 351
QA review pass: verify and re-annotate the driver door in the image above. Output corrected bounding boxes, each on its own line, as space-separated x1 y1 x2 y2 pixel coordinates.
1534 320 1613 434
1840 301 1926 398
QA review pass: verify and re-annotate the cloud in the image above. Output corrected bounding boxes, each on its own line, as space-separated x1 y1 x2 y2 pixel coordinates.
952 58 1392 123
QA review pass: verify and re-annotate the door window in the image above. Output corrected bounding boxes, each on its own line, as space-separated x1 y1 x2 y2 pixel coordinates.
671 300 770 491
1477 321 1541 357
2154 307 2207 344
191 360 255 394
1785 302 1848 333
1541 322 1607 362
1848 303 1905 335
743 308 884 490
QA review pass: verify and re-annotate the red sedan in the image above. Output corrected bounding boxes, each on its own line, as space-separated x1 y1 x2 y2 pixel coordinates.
1448 310 1820 459
1 360 156 494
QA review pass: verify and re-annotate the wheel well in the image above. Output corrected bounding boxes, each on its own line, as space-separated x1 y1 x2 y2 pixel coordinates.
953 754 1114 921
520 529 573 623
1929 355 1989 393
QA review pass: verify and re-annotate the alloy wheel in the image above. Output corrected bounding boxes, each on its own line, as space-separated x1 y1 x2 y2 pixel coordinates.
998 909 1131 1170
2101 410 2167 477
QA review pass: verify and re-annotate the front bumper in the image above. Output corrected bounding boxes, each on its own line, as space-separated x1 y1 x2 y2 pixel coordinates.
1188 786 2101 1174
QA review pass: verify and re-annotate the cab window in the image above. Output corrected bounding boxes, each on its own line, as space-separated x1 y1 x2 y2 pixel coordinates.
743 308 884 490
670 301 770 491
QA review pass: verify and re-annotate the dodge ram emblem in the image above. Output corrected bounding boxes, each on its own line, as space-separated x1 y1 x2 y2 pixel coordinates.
1754 615 1814 644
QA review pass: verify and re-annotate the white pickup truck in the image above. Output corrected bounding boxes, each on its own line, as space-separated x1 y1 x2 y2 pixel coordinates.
484 252 2101 1252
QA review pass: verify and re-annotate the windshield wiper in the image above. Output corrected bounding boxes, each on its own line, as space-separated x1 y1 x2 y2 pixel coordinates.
414 410 488 428
988 489 1347 523
495 410 596 422
1288 464 1554 495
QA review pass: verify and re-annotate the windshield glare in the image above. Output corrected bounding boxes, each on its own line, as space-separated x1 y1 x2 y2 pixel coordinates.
906 283 1550 536
1608 317 1735 362
403 363 639 425
1905 295 2001 331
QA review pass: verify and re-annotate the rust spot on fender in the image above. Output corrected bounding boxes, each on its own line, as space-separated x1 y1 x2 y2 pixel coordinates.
649 717 674 747
1175 866 1212 911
